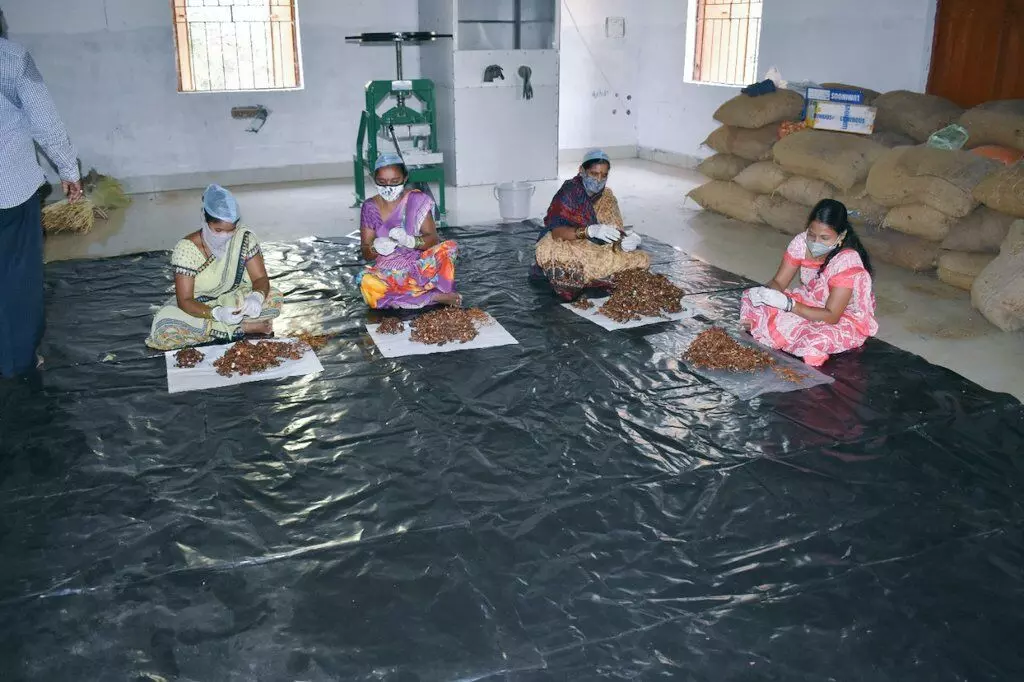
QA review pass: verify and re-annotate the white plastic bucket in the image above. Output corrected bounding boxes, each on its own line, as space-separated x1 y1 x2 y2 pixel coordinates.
493 181 536 222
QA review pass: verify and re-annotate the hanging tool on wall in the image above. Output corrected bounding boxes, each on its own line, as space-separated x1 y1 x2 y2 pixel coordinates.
483 65 505 83
518 66 534 100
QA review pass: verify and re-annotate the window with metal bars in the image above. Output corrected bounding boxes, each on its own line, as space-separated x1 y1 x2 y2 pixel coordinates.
171 0 302 93
690 0 763 86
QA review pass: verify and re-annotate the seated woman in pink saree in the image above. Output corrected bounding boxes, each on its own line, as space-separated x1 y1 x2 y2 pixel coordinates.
358 154 459 309
741 199 878 367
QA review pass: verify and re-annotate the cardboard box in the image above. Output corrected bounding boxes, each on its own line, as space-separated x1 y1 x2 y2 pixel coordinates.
807 101 876 135
806 87 865 105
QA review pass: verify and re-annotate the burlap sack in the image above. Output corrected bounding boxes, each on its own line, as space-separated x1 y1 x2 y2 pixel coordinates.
697 154 752 181
839 184 888 225
754 195 807 235
938 251 995 291
713 90 804 129
884 205 953 242
860 226 940 272
703 125 779 162
874 90 964 143
960 100 1024 151
772 130 887 191
687 181 763 224
971 245 1024 332
973 162 1024 218
1002 220 1024 255
941 207 1016 254
733 162 790 194
870 130 917 148
775 176 836 207
820 82 882 106
866 146 1000 217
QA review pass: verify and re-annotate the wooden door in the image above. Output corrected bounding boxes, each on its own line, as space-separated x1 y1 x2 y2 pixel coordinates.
927 0 1024 107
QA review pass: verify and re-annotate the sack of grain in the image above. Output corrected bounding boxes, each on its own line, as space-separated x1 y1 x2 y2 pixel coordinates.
697 154 752 181
775 176 835 207
884 205 953 242
754 194 808 235
866 146 1000 217
960 100 1024 151
773 130 887 191
820 82 882 106
687 181 763 224
838 184 888 225
733 162 790 193
860 226 940 272
713 90 804 129
874 90 964 143
973 162 1024 218
971 231 1024 331
703 125 779 161
941 207 1016 254
938 251 995 290
870 130 917 148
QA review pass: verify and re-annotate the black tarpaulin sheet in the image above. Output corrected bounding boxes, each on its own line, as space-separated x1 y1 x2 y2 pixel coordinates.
1 222 1022 681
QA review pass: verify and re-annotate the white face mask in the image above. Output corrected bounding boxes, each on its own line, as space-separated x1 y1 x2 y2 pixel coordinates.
377 184 405 202
202 223 234 259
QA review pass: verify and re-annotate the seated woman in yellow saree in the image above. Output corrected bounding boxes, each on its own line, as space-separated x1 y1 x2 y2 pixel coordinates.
145 184 283 350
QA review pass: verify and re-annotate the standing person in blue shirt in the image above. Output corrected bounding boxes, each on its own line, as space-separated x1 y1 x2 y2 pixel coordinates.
0 23 82 377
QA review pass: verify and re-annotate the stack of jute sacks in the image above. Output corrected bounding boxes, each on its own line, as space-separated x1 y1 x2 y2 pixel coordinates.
864 98 1024 310
690 89 805 225
689 85 904 236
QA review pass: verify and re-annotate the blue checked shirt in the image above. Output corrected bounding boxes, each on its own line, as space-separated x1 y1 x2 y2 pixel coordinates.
0 37 79 209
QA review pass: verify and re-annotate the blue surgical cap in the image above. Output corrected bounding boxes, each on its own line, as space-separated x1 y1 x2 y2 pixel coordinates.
582 148 610 164
202 184 239 223
374 152 405 171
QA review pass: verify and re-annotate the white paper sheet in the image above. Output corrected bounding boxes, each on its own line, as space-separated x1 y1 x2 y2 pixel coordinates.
165 338 324 394
561 296 703 331
367 314 519 358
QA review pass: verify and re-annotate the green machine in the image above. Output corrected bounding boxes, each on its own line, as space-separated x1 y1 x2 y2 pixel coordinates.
348 31 453 223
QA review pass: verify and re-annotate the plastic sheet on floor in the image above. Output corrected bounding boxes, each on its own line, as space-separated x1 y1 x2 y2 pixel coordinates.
2 221 1022 681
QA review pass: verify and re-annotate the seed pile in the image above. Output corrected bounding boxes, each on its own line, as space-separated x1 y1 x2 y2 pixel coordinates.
774 366 809 383
295 332 330 351
684 327 776 372
598 269 684 323
214 339 307 377
377 317 406 335
174 348 205 368
571 296 594 310
409 307 491 346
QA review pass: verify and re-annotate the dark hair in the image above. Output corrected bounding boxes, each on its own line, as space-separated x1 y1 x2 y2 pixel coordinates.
375 163 409 182
807 199 873 277
582 159 611 172
204 211 238 225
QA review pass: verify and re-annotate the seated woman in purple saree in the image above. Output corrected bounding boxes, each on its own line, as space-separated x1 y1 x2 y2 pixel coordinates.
358 154 460 309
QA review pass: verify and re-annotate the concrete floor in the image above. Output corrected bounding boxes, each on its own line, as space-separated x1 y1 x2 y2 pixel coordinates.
45 159 1024 402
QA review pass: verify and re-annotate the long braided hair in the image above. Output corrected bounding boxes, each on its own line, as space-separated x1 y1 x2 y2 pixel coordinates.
808 199 874 277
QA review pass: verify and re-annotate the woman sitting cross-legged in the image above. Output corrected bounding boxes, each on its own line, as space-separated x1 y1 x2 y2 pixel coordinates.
741 199 878 366
145 184 282 350
358 153 460 309
533 148 650 301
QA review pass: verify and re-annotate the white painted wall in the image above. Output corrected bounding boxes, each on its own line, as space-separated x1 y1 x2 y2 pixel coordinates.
632 0 939 161
3 0 421 190
557 0 639 152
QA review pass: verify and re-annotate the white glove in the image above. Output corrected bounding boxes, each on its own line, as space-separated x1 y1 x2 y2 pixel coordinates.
373 237 398 256
760 288 791 310
239 292 264 318
388 227 416 249
747 287 766 306
212 306 244 326
620 231 642 252
586 224 622 243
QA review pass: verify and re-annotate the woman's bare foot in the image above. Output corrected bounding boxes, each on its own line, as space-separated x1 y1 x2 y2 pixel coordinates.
436 293 463 307
241 319 273 335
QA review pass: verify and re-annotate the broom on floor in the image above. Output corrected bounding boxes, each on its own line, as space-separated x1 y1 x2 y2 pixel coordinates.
41 170 131 235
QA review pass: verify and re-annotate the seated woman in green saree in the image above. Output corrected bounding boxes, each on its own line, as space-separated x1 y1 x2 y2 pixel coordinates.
145 184 283 350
